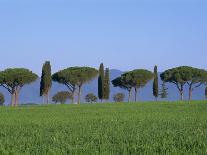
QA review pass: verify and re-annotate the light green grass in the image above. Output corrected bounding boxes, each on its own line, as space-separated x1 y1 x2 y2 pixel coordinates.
0 101 207 155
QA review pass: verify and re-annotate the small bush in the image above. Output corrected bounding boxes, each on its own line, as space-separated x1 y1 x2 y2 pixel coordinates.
0 93 5 106
85 93 97 103
52 91 73 104
113 93 125 102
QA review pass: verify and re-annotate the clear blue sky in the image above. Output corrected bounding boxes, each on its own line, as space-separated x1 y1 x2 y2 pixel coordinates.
0 0 206 75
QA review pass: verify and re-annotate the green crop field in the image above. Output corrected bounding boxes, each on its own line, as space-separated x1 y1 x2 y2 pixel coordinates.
0 101 207 155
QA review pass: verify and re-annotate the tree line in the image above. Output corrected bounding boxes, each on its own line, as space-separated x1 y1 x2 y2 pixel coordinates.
0 62 207 106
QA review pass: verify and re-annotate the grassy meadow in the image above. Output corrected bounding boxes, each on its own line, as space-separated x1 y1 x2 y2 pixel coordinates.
0 101 207 154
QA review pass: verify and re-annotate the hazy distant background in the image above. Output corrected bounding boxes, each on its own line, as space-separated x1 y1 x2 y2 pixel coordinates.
0 0 207 103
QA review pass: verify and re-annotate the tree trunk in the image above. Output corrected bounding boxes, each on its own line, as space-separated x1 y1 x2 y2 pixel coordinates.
46 93 49 104
189 87 193 101
15 91 19 106
71 91 75 104
11 93 15 107
128 88 132 102
180 85 184 101
135 88 138 102
155 97 158 101
42 96 45 104
78 85 82 104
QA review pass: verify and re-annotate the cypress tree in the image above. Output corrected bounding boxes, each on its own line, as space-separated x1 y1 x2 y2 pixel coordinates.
103 68 110 100
40 61 52 104
153 65 159 100
98 63 104 102
205 86 207 99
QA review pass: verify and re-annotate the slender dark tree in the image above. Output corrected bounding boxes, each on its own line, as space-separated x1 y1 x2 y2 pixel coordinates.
153 65 159 100
98 63 104 102
40 61 52 104
103 68 110 100
205 86 207 99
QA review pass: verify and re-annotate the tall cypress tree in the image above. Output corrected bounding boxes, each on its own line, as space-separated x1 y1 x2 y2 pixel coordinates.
153 65 159 100
103 68 110 100
98 63 104 102
205 86 207 99
40 61 52 104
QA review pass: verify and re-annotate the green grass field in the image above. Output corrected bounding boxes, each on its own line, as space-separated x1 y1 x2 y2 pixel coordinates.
0 101 207 155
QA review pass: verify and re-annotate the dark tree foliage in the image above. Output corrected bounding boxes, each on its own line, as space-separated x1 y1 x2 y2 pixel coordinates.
205 86 207 99
0 68 38 106
186 68 207 100
40 61 52 104
112 77 133 102
0 93 5 106
161 66 207 101
153 65 159 100
160 82 168 99
98 63 104 102
85 93 97 103
113 93 125 102
52 91 73 104
52 67 98 104
103 68 110 100
123 69 153 102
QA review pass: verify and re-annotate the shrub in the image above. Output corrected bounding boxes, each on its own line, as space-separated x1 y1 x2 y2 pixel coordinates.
0 93 5 106
113 93 125 102
52 91 73 104
85 93 97 103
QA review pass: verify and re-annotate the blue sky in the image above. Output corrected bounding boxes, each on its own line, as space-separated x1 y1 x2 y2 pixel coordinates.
0 0 206 75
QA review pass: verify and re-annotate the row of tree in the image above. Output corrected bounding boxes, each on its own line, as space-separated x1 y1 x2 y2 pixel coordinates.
0 62 207 106
112 66 207 102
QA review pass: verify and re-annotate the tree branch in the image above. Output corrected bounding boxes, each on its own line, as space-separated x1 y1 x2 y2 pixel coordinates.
0 84 12 94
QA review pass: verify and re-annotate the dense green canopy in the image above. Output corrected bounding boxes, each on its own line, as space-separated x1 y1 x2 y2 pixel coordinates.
123 69 153 101
112 76 133 102
0 68 38 106
53 67 98 87
112 77 131 90
0 68 38 88
123 69 153 88
112 69 153 102
161 66 207 100
52 67 98 104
